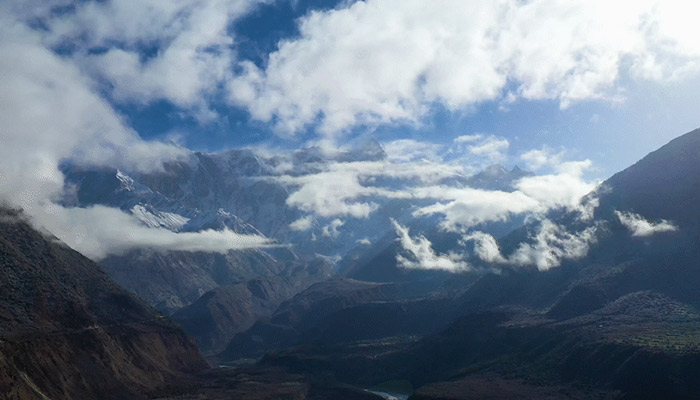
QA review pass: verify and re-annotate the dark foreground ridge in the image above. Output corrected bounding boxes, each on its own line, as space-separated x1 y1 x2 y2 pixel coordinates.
0 207 208 399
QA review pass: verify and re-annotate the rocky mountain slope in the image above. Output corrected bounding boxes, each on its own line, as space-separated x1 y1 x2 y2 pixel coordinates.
0 208 207 399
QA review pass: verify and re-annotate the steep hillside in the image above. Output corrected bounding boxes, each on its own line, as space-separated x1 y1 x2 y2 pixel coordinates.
0 208 207 399
597 127 700 224
172 272 330 355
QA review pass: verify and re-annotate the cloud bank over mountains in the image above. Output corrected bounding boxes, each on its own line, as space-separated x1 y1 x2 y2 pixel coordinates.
272 145 595 231
394 218 600 273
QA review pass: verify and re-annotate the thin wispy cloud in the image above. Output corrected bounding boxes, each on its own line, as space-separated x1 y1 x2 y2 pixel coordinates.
520 147 566 171
43 205 274 260
383 139 444 163
615 210 678 237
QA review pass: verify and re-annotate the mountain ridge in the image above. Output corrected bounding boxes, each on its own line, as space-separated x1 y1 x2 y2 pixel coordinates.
0 207 207 399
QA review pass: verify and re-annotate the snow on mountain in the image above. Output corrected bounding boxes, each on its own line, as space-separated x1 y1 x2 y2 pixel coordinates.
131 204 189 231
116 169 135 191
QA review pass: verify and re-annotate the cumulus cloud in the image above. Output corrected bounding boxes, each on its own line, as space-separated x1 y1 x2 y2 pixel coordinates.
615 210 678 237
283 169 380 218
357 238 371 246
0 20 184 206
393 220 470 272
274 159 466 218
42 0 267 119
463 221 599 271
228 0 700 135
0 11 271 259
409 158 595 231
271 148 596 232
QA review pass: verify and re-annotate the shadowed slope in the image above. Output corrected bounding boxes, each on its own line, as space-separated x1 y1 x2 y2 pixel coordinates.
0 208 207 399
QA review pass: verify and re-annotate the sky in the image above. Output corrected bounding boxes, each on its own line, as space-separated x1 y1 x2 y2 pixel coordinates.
122 0 700 176
1 0 700 262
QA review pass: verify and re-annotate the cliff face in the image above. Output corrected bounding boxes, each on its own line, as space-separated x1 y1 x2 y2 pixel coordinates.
0 208 207 399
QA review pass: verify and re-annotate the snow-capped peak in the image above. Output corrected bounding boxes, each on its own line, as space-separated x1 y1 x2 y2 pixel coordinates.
116 169 135 191
131 205 189 232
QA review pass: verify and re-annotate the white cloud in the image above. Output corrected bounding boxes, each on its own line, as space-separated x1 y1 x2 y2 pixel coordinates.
453 134 484 144
289 215 314 231
228 0 700 135
40 0 267 119
466 137 510 164
400 219 598 272
0 20 185 207
615 210 678 237
462 231 506 263
39 205 272 260
519 147 565 171
357 238 371 246
413 187 541 231
393 220 470 272
272 149 596 231
509 220 599 271
447 134 512 169
274 159 466 218
514 160 598 213
322 218 345 238
283 169 380 218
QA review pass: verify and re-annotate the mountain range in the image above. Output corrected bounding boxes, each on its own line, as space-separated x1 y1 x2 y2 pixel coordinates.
3 127 700 399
